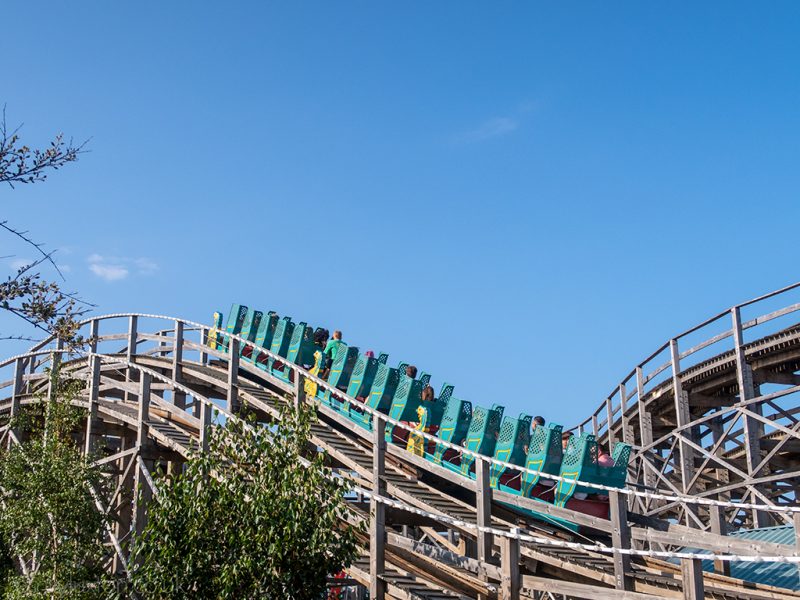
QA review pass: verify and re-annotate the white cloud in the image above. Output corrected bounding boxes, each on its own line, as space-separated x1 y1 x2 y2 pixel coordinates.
87 253 157 282
89 263 129 282
455 117 519 143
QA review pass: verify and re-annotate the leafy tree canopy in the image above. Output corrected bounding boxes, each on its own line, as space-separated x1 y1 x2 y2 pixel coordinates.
132 402 364 600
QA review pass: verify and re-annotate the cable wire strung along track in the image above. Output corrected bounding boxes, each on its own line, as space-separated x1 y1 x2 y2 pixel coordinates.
0 287 798 599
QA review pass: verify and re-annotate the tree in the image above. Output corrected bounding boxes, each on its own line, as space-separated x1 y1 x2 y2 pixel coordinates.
131 402 364 599
0 369 115 599
0 106 90 345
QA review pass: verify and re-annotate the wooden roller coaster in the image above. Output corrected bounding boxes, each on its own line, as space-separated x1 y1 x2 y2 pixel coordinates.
2 283 800 599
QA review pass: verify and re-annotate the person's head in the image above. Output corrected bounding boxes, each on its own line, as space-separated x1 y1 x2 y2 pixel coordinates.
333 330 342 341
314 328 329 346
421 385 434 402
533 415 545 429
561 431 573 451
365 350 375 358
405 365 418 378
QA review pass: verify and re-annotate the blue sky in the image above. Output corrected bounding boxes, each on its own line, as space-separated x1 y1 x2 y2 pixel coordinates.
2 2 800 428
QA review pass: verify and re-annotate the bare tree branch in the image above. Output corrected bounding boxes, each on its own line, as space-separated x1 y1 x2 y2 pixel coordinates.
0 105 88 188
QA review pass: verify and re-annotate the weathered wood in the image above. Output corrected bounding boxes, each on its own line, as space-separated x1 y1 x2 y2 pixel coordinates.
199 398 211 453
628 511 796 558
370 414 386 600
732 306 768 528
680 557 704 600
84 353 101 455
609 490 633 591
199 326 208 365
709 504 731 577
9 357 24 446
500 528 520 600
476 457 492 563
132 372 152 550
293 366 305 410
172 320 186 411
520 574 663 600
125 316 138 403
670 338 698 526
227 338 239 413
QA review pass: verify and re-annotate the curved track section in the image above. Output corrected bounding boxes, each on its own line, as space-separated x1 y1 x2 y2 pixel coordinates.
577 283 800 531
0 304 798 599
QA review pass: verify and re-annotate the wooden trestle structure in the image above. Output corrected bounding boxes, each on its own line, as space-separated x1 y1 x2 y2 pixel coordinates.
2 284 800 599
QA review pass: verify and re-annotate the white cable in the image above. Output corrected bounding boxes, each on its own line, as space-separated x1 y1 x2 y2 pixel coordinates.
9 314 800 516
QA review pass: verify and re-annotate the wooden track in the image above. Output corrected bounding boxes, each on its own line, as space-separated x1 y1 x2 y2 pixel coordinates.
1 303 799 598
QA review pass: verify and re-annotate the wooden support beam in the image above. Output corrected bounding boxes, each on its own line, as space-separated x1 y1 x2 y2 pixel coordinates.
125 316 138 403
680 557 704 600
476 457 493 562
9 357 24 446
500 528 520 600
610 490 633 591
199 399 211 454
84 353 101 456
227 338 239 413
522 575 663 600
670 339 697 525
476 456 492 600
732 306 768 528
293 366 305 410
370 414 386 600
199 327 208 366
173 320 186 410
636 367 657 492
132 372 152 557
709 504 730 577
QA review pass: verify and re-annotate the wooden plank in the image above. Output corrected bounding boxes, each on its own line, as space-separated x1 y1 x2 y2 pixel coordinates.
500 528 520 600
227 338 239 413
709 504 730 577
520 574 663 600
609 490 632 591
84 353 101 455
628 512 796 557
371 414 387 600
732 306 768 528
680 557 704 600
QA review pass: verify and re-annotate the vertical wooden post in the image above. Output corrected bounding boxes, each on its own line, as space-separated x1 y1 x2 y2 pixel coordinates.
293 366 305 410
89 318 98 354
793 512 800 587
125 316 138 403
227 337 239 413
592 414 599 438
9 357 24 446
681 557 704 600
370 414 386 600
199 327 208 366
636 367 656 494
500 528 520 600
670 339 697 525
605 398 616 450
709 504 731 577
609 490 633 590
476 457 493 562
133 372 151 544
47 339 63 405
199 398 211 454
620 382 634 445
731 307 767 528
84 353 101 456
173 320 186 410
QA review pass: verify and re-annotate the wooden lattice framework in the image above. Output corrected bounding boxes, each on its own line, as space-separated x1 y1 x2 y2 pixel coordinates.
1 290 799 599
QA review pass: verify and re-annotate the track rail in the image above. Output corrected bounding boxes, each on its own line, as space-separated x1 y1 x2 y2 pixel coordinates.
0 300 799 598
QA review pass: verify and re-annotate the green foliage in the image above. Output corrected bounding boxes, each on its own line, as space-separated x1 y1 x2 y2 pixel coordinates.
132 402 364 600
0 369 115 599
